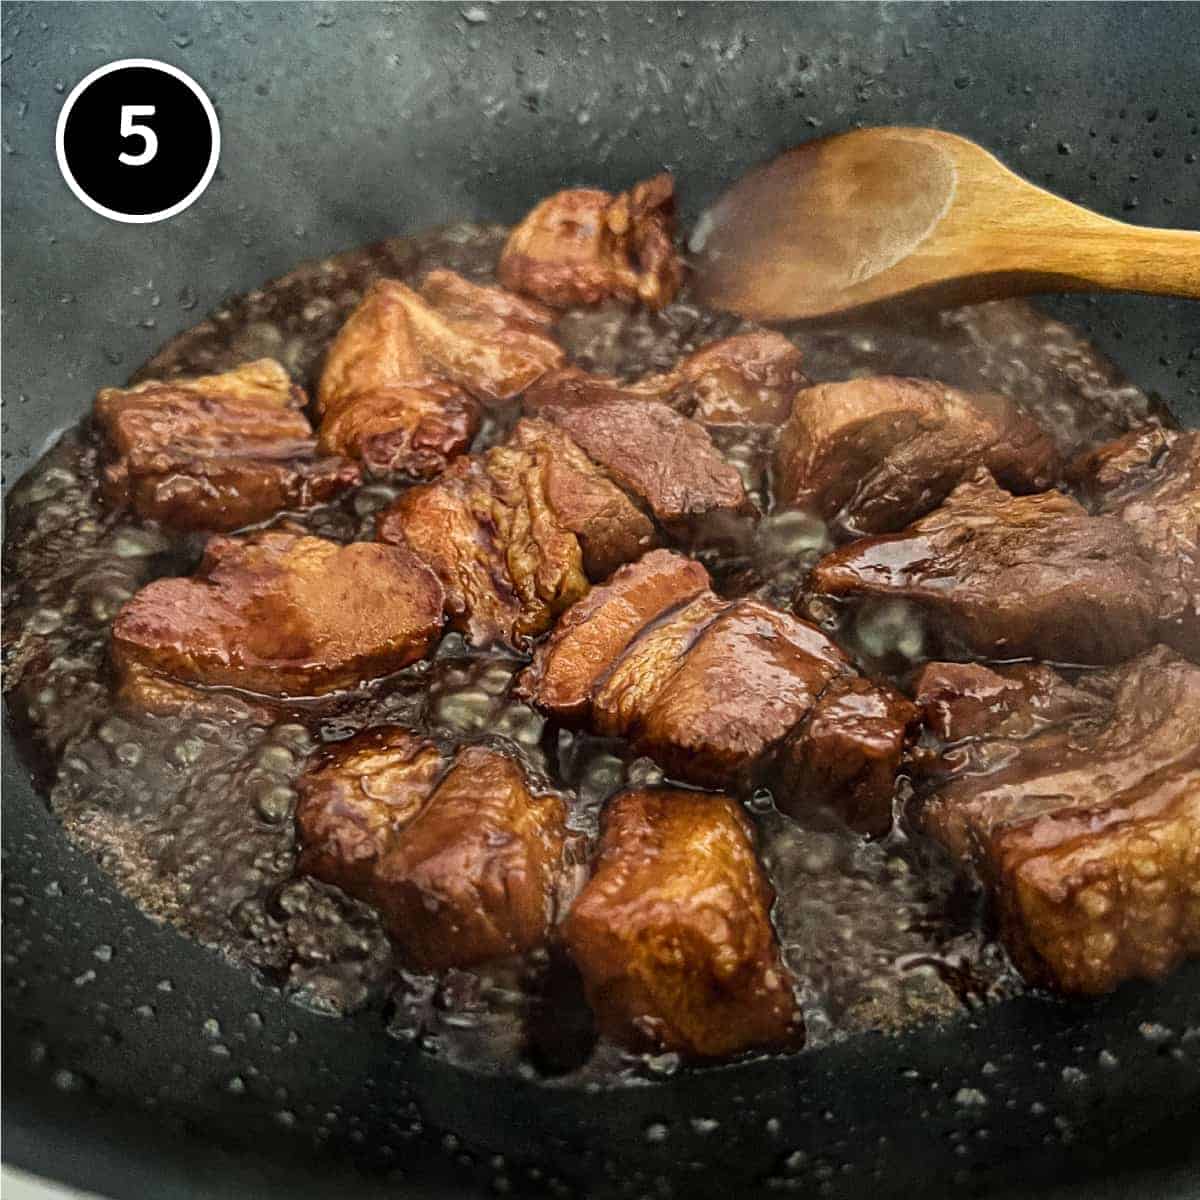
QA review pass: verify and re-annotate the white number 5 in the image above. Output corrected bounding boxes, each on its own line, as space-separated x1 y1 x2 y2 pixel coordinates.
118 105 158 166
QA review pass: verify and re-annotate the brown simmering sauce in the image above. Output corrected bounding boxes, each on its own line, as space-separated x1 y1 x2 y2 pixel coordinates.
2 223 1173 1080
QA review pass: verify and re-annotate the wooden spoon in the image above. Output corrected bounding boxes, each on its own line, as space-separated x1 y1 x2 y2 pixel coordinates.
689 126 1200 322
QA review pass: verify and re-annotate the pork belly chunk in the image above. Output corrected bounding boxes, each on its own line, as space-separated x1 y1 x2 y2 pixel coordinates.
297 729 567 970
1066 425 1176 508
321 271 562 408
774 677 918 837
533 396 755 545
774 376 1061 539
498 173 683 310
503 419 659 580
376 746 566 970
912 660 1096 748
296 727 448 893
318 380 480 483
519 551 912 828
910 647 1200 994
378 453 583 651
115 659 275 724
317 271 563 477
912 662 1113 857
563 788 801 1058
525 331 806 429
809 470 1162 664
521 366 668 415
112 529 444 700
593 596 847 790
666 331 807 426
515 549 710 721
95 358 360 531
377 418 657 649
1095 430 1199 660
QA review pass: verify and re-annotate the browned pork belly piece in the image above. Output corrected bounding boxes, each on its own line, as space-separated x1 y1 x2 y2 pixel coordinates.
774 376 1061 539
94 358 361 532
531 395 755 545
774 676 919 837
809 469 1162 665
521 365 668 414
665 331 808 426
562 787 801 1058
912 660 1096 748
316 271 563 477
502 421 660 580
111 529 443 701
524 331 807 428
377 447 587 650
909 647 1200 994
518 551 912 828
377 418 658 649
592 595 844 789
295 727 448 891
321 270 563 407
115 660 275 724
498 173 683 310
1066 424 1176 508
296 728 566 970
1086 430 1199 660
516 549 711 722
317 380 480 483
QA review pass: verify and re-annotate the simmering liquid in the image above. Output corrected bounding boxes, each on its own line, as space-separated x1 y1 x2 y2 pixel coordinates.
2 222 1166 1082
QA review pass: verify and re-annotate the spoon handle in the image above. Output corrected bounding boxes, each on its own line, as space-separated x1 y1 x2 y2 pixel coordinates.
1009 224 1200 300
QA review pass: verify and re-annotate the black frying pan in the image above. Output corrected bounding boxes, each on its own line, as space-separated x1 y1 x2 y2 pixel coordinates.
4 4 1199 1197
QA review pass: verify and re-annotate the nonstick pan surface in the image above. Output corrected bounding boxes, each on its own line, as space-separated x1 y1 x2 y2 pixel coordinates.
3 4 1199 1198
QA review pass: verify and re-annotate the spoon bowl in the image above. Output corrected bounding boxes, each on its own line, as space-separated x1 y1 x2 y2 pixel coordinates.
691 127 1200 322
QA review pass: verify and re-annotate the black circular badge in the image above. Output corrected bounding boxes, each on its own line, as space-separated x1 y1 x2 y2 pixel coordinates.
56 59 220 224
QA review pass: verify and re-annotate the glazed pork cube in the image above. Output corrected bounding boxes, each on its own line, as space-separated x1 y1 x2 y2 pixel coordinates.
402 270 565 403
317 380 480 483
774 376 1061 539
533 395 755 545
296 727 449 893
515 549 711 721
297 729 566 970
525 331 806 429
588 589 729 741
910 647 1200 994
112 529 444 700
1066 425 1176 508
912 660 1097 749
664 331 807 426
494 419 658 581
591 596 847 789
519 551 912 827
774 676 918 837
370 745 567 970
912 661 1112 856
498 173 683 310
114 659 275 723
94 358 360 531
378 451 586 650
116 455 362 535
563 787 801 1058
987 760 1199 996
1093 431 1199 660
377 418 657 649
521 365 668 414
809 469 1161 664
316 271 563 477
320 270 563 408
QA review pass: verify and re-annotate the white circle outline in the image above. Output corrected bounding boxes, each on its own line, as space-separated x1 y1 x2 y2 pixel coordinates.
54 58 221 225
